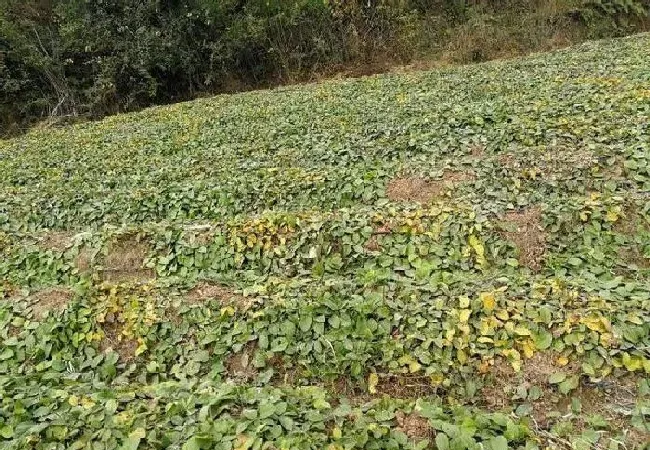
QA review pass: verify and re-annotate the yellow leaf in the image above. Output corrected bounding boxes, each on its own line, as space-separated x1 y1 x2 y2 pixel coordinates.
479 319 494 336
605 210 619 223
514 326 531 336
459 296 470 308
409 360 422 373
480 292 496 311
234 435 253 450
368 373 378 394
496 310 509 321
220 306 235 317
457 349 467 364
129 428 146 439
135 341 148 357
622 353 643 372
522 340 535 358
430 373 444 386
503 348 522 370
332 426 342 440
556 355 569 366
81 397 95 409
468 234 486 267
459 309 471 323
68 395 79 407
600 332 614 347
581 316 606 333
246 234 257 248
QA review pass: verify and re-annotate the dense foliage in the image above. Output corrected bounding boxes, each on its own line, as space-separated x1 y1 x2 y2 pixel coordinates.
1 0 649 134
1 34 649 448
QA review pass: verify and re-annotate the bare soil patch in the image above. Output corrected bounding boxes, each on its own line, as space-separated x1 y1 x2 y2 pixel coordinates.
99 313 138 362
614 206 649 236
395 411 435 442
30 287 74 319
484 353 580 426
101 237 155 283
617 246 650 270
496 149 597 181
364 224 392 252
386 170 475 203
502 207 547 271
364 235 381 252
483 354 647 445
470 144 485 158
225 342 258 382
270 355 302 387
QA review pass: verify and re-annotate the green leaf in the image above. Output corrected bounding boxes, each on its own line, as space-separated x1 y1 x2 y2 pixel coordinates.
548 372 566 384
558 375 580 395
120 428 145 450
488 435 508 450
0 425 14 439
435 433 450 450
533 330 552 350
258 402 276 419
182 437 202 450
0 348 14 361
567 257 582 266
299 315 312 332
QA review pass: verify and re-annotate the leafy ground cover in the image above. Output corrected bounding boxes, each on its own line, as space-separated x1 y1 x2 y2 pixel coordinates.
1 33 649 450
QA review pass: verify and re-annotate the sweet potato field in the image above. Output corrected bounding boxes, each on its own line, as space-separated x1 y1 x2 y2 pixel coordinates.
0 34 649 450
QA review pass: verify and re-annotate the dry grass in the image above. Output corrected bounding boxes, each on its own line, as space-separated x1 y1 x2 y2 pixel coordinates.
101 237 155 283
39 231 74 252
502 206 547 271
375 373 441 399
186 282 252 309
485 353 581 427
38 231 95 274
386 170 475 203
184 225 215 246
74 248 94 274
29 287 74 319
387 176 444 203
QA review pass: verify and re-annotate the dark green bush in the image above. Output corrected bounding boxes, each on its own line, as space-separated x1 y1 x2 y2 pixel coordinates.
1 0 648 135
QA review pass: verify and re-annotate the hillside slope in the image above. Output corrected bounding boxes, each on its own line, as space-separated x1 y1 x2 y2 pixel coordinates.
0 34 649 449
